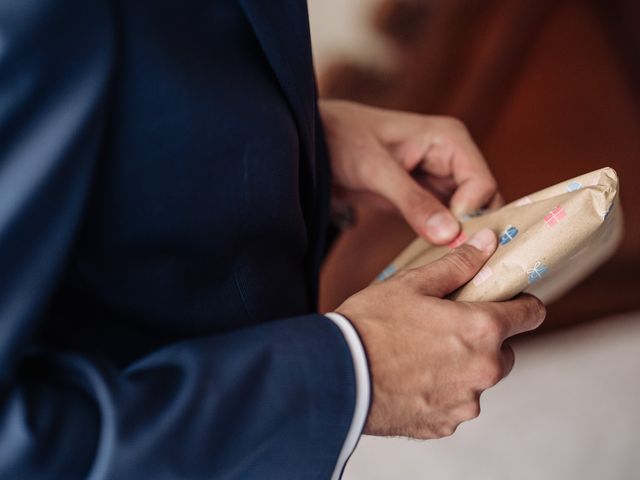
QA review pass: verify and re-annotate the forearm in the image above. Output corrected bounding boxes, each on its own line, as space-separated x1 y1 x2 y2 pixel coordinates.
1 314 358 479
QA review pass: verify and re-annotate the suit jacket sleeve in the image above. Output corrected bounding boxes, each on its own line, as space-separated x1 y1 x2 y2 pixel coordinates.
0 1 356 478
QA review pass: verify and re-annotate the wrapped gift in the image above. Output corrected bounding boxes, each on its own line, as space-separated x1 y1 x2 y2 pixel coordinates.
461 208 488 221
514 196 532 206
602 203 614 219
499 225 519 245
544 206 566 227
376 264 397 282
567 181 583 192
527 262 548 284
374 167 623 304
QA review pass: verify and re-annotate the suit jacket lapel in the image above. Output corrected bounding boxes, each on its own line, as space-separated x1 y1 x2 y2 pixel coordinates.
238 0 317 189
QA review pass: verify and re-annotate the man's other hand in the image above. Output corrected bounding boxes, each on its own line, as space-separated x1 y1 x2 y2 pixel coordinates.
320 100 503 244
335 229 546 439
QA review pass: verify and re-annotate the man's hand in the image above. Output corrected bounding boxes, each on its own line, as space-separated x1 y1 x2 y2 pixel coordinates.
335 229 546 438
320 100 503 244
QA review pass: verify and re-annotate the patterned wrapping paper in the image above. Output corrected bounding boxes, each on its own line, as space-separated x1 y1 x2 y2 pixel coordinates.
375 167 623 304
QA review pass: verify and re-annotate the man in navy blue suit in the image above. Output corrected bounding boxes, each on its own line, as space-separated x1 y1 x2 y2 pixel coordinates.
0 0 545 478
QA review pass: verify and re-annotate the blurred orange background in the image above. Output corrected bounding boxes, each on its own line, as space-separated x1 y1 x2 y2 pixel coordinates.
312 0 640 332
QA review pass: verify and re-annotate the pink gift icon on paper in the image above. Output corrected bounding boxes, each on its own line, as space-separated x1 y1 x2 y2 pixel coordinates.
544 206 566 227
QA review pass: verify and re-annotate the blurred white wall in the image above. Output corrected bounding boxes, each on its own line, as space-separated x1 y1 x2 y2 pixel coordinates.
307 0 390 72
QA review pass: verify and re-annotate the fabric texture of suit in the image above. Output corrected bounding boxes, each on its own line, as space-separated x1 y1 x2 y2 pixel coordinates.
0 0 357 478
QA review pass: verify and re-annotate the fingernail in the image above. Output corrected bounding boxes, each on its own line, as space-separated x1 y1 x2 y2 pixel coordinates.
425 212 459 242
466 228 496 253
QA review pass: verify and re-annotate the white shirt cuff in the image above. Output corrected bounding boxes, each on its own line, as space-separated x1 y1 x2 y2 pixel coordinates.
325 312 371 480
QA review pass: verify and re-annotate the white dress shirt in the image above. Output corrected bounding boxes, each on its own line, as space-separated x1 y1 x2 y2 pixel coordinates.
325 312 371 480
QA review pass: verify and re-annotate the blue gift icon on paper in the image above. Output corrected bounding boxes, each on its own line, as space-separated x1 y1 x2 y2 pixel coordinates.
527 262 548 284
376 264 397 282
499 225 519 245
567 181 583 192
461 208 487 222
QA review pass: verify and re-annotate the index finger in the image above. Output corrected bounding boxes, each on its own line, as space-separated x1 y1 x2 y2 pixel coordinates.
447 131 498 217
480 294 547 339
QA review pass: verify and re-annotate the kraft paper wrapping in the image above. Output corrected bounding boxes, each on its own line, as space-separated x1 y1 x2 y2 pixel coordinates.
375 167 623 304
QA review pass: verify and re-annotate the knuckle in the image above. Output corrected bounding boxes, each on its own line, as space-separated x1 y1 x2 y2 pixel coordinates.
528 296 547 323
356 151 386 186
444 248 478 276
439 115 466 131
470 309 502 343
477 356 504 387
394 268 413 282
514 294 547 330
436 423 457 438
399 267 423 288
461 401 481 421
409 429 432 441
484 176 498 194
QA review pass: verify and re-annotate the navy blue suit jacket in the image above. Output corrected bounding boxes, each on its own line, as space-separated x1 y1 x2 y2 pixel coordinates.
0 0 357 478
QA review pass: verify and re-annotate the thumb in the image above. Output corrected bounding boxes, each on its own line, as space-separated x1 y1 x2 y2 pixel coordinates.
370 159 460 244
415 228 497 297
